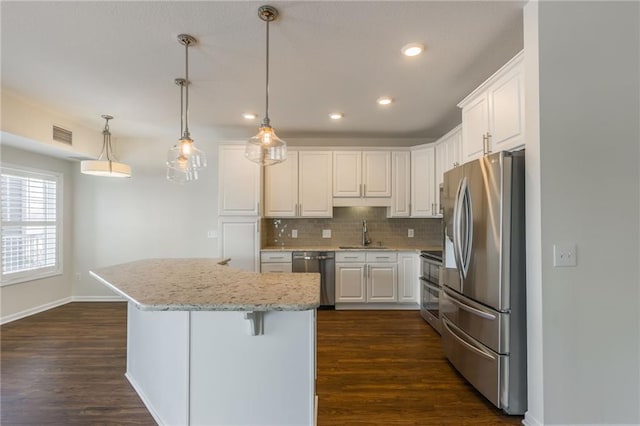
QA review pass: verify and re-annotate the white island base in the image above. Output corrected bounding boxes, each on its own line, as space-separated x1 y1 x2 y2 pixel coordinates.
125 303 316 426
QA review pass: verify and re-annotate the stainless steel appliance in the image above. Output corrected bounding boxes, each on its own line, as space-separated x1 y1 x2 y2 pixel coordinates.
441 150 526 415
292 251 335 307
419 250 442 334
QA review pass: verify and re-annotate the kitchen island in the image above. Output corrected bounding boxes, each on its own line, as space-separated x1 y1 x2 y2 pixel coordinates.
90 258 320 426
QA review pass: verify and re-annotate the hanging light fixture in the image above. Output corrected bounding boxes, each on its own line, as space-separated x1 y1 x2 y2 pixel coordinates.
81 115 131 178
245 5 287 166
167 34 206 183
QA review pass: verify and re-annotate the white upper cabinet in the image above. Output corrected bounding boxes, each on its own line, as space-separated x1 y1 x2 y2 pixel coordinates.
388 151 411 217
219 145 261 216
362 151 392 197
264 150 332 218
458 51 524 162
410 145 437 217
264 151 299 217
298 151 333 217
333 151 391 200
332 151 361 197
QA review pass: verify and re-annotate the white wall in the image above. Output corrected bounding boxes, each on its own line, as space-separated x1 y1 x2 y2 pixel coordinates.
72 136 222 296
526 2 640 424
0 146 75 321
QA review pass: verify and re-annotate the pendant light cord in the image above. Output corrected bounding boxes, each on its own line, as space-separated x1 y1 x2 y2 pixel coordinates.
263 17 270 127
100 117 112 162
184 40 190 138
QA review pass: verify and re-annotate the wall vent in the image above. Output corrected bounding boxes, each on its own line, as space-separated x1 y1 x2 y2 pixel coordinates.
52 125 72 145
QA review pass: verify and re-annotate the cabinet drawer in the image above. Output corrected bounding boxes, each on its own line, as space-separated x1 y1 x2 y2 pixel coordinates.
336 252 366 262
365 252 397 263
260 262 292 273
261 251 293 263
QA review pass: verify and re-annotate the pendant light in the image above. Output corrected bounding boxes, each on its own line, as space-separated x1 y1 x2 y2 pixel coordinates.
166 34 206 183
81 115 131 178
245 5 287 166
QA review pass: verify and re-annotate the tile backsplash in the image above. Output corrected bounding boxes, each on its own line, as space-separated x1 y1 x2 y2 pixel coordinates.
263 207 442 249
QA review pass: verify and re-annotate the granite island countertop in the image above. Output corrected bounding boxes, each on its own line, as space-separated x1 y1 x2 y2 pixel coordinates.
90 258 320 312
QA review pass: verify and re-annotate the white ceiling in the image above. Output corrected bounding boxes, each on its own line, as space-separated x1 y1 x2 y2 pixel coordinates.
1 1 525 143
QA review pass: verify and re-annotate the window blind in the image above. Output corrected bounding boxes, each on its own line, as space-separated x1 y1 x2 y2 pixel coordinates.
1 167 60 282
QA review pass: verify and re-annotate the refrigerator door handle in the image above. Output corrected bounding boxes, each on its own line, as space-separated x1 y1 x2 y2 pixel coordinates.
444 287 496 321
460 178 473 278
442 317 496 362
452 177 465 279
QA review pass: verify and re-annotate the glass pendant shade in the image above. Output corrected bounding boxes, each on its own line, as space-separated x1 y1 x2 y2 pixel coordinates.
166 163 199 184
166 137 207 171
81 115 132 178
245 125 287 166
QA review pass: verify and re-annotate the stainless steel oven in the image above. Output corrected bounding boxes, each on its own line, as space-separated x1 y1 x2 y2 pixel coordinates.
420 250 442 334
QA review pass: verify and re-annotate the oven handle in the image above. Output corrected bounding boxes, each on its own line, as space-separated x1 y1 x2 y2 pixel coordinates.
423 281 441 293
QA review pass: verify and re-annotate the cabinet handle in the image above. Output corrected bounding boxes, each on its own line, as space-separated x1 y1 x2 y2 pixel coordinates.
486 133 492 154
359 183 363 197
482 134 488 155
363 183 366 197
299 203 302 216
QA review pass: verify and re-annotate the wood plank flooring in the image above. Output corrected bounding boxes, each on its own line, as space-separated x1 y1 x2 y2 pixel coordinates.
1 303 523 425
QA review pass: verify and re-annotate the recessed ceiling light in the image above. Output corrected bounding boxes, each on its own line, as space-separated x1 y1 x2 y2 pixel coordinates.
329 112 344 120
377 97 393 106
401 43 425 57
242 113 257 120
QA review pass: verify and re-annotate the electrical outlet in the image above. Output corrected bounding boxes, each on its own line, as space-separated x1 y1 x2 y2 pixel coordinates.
553 243 577 267
322 229 331 238
291 229 298 238
207 230 218 239
408 229 414 238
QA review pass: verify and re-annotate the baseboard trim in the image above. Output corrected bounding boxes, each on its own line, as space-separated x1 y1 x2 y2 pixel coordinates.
335 303 420 311
1 296 72 325
125 372 166 426
522 412 543 426
1 295 126 325
72 295 125 302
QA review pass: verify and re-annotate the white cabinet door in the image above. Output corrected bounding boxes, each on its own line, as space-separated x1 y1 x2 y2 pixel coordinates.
218 217 260 272
461 94 489 163
335 263 366 303
264 151 298 217
446 126 463 169
389 151 411 217
397 252 419 303
299 151 333 217
362 151 391 197
333 151 362 197
260 263 293 273
218 145 261 216
410 146 436 217
366 263 397 302
435 141 448 189
489 63 524 152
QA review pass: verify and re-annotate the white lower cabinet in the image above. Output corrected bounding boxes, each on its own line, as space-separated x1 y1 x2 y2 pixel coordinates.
335 251 400 305
260 251 293 273
397 252 419 303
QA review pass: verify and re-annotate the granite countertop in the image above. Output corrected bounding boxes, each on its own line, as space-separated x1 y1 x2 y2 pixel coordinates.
90 258 320 312
261 245 442 252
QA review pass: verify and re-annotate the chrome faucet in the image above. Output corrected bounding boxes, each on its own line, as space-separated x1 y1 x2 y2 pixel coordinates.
362 219 372 246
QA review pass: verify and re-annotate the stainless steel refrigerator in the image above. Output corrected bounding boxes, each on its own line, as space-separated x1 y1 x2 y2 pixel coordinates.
440 150 526 415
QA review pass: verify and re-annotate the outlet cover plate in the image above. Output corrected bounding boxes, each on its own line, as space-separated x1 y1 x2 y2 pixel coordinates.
291 229 298 238
408 229 414 238
322 229 331 238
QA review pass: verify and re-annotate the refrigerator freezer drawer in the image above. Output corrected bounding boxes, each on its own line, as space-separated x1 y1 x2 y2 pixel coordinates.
441 286 509 354
441 316 507 410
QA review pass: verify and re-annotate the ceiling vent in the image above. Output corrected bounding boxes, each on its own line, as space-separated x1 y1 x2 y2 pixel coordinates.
52 125 72 145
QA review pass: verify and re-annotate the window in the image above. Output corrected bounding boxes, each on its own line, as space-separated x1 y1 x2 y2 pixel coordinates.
1 165 62 285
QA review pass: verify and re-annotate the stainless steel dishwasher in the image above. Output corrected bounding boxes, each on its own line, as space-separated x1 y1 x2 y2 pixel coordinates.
292 251 335 308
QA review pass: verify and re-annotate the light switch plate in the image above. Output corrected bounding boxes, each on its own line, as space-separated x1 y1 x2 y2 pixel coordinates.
553 243 577 267
322 229 331 238
207 230 218 239
408 229 414 238
291 229 298 238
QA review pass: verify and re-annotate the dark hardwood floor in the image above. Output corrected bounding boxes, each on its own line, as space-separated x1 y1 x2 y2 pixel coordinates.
1 303 522 425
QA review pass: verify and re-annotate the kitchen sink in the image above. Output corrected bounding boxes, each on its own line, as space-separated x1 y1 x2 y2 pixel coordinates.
339 246 388 250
